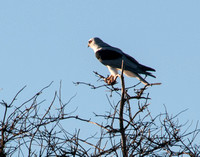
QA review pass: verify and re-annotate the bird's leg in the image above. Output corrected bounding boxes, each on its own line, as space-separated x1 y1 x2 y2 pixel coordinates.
105 75 114 85
113 74 120 82
105 75 119 85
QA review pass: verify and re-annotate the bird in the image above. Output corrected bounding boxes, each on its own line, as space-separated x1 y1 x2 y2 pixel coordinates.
88 37 156 85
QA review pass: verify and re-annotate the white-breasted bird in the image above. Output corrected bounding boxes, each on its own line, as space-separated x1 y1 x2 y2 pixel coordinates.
88 37 156 85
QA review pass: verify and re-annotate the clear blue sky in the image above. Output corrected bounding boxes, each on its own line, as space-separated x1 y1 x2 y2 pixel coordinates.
0 0 200 137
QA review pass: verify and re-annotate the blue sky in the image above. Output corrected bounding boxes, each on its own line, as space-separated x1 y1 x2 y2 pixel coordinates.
0 0 200 139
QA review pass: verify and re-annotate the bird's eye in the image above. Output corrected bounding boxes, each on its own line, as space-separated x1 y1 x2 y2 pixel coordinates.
88 40 92 44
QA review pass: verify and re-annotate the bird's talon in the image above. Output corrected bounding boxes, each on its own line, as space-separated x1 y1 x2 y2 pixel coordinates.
104 75 117 85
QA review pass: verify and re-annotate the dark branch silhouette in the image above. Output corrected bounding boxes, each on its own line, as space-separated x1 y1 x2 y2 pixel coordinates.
1 73 199 156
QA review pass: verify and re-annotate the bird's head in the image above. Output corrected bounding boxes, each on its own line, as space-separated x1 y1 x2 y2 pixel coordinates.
88 37 110 52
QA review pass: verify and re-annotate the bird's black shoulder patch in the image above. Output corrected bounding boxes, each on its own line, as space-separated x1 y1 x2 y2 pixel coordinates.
95 49 122 61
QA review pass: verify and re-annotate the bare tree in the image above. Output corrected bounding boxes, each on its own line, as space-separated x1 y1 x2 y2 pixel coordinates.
74 69 200 157
0 82 91 156
1 71 200 156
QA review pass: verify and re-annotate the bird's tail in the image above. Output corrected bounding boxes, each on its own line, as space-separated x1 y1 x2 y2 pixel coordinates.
123 70 149 85
144 71 156 78
140 64 156 72
135 74 149 85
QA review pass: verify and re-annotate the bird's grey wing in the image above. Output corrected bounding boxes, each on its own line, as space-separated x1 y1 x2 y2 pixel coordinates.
95 48 140 71
95 48 155 78
124 53 155 72
123 55 156 77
